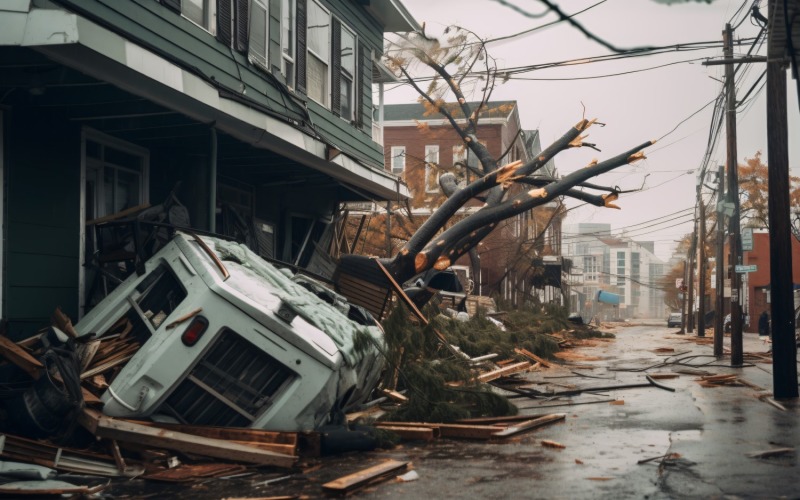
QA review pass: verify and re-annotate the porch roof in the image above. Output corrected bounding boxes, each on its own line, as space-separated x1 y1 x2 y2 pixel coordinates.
2 6 408 201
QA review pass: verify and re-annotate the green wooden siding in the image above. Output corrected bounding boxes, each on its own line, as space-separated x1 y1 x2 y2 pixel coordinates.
5 113 80 335
53 0 384 169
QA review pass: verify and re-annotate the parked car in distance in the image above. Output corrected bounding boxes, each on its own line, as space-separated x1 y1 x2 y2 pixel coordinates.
667 312 682 328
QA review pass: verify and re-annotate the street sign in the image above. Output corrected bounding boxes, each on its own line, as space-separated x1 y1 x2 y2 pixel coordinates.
735 264 757 273
741 228 753 252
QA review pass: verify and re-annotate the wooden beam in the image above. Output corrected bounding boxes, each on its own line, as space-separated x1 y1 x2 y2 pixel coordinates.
371 425 435 441
322 460 408 495
476 361 531 383
0 335 42 379
514 348 553 368
491 413 566 438
78 410 296 468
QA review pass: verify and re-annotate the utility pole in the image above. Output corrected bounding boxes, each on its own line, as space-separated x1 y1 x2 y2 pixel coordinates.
766 49 798 397
679 260 687 334
698 186 706 337
723 24 743 366
714 165 725 356
687 225 697 334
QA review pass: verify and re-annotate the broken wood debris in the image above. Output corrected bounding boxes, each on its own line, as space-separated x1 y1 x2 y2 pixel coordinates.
0 334 43 379
490 414 566 438
321 459 409 496
375 413 565 441
541 439 566 449
695 374 743 388
0 434 144 477
142 463 248 482
476 361 531 383
514 347 554 368
78 409 297 468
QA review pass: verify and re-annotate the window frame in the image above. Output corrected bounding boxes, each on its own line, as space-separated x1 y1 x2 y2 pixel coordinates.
306 0 331 107
336 21 357 122
281 0 296 89
181 0 217 35
390 146 405 175
424 145 440 193
248 0 270 71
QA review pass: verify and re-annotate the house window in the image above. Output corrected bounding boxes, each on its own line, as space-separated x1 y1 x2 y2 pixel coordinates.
452 145 467 186
391 146 405 175
248 0 269 70
584 256 597 282
306 0 330 106
338 23 356 121
425 145 440 193
616 251 626 286
182 0 216 34
80 129 149 317
281 0 296 88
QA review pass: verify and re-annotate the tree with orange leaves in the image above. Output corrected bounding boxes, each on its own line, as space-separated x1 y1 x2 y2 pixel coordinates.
737 152 800 237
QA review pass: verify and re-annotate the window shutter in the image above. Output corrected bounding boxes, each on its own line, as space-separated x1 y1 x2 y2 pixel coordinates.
217 0 233 47
356 42 366 128
248 0 268 70
269 0 282 75
330 18 341 116
295 0 307 93
235 0 249 53
160 0 180 14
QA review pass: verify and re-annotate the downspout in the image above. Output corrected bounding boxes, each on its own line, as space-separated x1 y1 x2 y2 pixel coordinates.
210 127 217 233
378 82 385 145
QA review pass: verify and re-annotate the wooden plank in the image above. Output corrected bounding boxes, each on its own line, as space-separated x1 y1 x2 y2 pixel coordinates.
322 459 408 495
456 414 551 425
370 425 435 442
491 413 566 438
130 421 297 445
0 433 143 477
514 348 553 368
142 463 247 482
81 353 136 379
379 388 409 403
78 410 296 468
375 422 502 440
477 361 531 383
86 203 150 226
0 335 42 378
51 307 79 338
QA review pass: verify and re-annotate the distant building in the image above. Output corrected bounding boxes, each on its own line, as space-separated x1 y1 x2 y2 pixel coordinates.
714 231 800 332
564 223 667 320
377 100 564 304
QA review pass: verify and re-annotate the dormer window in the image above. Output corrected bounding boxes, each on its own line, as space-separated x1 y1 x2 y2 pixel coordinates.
182 0 216 34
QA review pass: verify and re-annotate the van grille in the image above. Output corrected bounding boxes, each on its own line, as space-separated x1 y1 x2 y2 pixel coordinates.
163 329 294 427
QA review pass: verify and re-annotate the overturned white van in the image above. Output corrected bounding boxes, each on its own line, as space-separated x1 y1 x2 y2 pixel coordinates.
74 232 385 432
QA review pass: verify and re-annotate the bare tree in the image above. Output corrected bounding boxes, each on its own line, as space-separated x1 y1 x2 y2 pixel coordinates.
339 26 651 291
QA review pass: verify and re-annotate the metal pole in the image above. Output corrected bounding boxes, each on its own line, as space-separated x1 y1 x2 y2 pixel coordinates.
766 54 798 397
724 24 743 366
714 165 725 356
679 260 687 334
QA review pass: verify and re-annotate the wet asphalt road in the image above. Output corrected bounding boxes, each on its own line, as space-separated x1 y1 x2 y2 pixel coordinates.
106 323 799 499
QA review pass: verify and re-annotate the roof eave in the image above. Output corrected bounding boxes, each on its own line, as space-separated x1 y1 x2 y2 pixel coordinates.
364 0 422 33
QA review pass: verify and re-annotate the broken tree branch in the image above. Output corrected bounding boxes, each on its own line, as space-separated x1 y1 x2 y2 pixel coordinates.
415 140 653 272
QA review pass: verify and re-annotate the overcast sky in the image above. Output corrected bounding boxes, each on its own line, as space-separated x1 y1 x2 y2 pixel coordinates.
384 0 800 261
